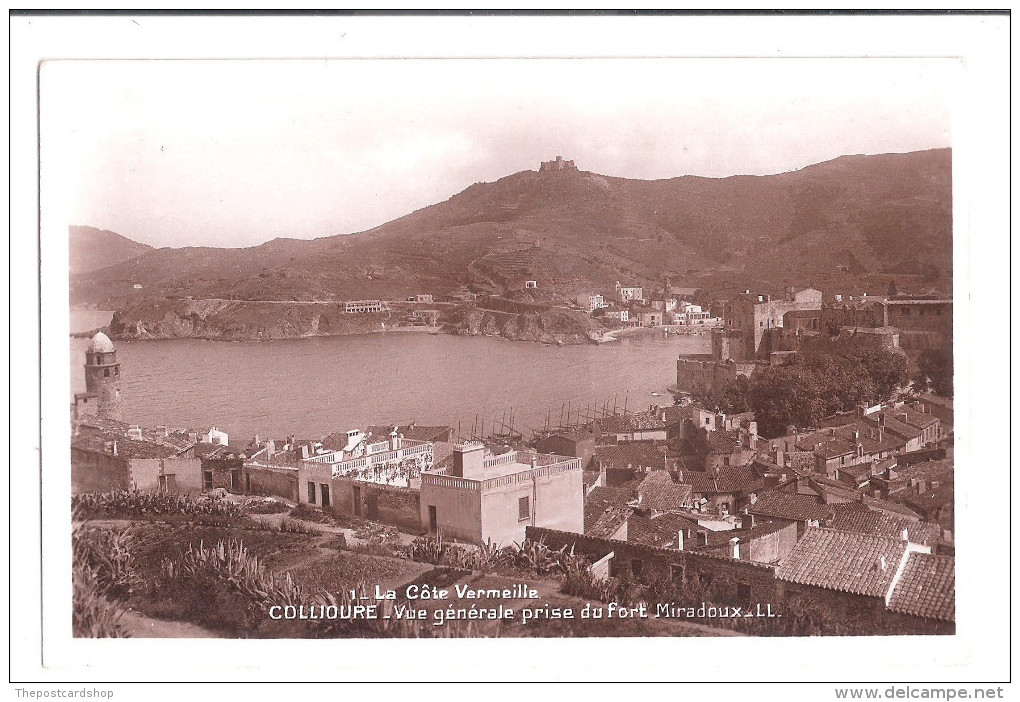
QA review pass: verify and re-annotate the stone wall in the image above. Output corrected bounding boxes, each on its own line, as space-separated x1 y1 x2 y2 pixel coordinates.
328 479 423 532
71 449 131 494
526 526 951 635
244 465 299 502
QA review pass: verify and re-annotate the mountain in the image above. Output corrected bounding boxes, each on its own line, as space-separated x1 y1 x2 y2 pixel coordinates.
69 226 154 275
71 148 952 307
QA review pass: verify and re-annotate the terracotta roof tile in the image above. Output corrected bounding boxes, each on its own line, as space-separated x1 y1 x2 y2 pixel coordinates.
863 495 923 520
587 506 633 540
595 443 672 471
887 553 955 622
776 527 910 598
71 424 190 460
679 466 765 495
628 512 698 548
748 491 830 522
598 410 667 434
585 486 637 528
828 503 941 547
637 471 693 512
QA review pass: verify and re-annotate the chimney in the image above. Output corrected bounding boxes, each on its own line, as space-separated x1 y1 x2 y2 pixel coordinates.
901 528 909 541
879 555 887 572
300 444 309 459
730 537 740 559
677 530 685 551
700 530 709 546
829 428 836 439
531 455 538 470
266 439 276 457
112 440 118 457
450 442 486 479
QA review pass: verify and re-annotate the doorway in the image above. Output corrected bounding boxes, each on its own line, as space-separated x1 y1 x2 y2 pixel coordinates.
428 505 437 533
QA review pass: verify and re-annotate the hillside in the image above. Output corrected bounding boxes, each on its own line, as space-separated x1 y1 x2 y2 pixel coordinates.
71 148 952 310
69 225 154 275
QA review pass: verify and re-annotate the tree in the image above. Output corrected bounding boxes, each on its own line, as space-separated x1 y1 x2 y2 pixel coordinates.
915 347 953 397
887 279 899 297
744 339 910 438
692 376 751 414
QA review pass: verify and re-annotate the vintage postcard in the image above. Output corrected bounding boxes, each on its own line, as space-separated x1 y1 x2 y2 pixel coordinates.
11 11 1011 690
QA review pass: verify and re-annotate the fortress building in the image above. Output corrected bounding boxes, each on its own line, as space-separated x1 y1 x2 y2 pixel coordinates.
74 332 123 421
539 155 577 172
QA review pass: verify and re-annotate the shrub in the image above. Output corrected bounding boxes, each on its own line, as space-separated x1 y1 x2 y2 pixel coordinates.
72 563 129 638
72 490 250 521
278 517 322 535
71 522 135 637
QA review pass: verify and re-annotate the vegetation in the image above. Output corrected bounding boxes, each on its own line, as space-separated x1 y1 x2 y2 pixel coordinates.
405 534 579 576
706 336 910 437
71 521 136 637
73 490 249 520
913 346 953 398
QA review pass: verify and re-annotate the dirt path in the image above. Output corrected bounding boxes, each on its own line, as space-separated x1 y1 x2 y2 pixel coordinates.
119 609 217 638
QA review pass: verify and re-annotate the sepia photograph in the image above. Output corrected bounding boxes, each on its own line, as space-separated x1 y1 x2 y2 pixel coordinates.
9 10 1012 691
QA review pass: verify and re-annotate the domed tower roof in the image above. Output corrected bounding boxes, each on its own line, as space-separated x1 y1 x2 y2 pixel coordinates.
88 332 115 354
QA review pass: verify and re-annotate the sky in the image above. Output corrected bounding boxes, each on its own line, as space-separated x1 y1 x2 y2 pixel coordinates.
44 57 953 249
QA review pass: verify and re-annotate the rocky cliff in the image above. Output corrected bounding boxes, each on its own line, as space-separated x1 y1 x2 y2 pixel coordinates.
108 299 390 341
107 298 606 345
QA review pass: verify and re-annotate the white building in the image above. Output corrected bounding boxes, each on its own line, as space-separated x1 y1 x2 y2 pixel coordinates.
576 293 607 313
616 282 643 302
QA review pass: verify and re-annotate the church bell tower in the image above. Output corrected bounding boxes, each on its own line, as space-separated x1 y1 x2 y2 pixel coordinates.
83 332 123 421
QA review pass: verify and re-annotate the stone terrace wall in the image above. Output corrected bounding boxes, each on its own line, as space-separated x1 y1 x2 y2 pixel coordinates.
244 465 299 502
527 526 779 607
329 479 422 532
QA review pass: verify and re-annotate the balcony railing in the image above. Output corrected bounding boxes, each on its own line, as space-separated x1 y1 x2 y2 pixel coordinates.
420 455 581 493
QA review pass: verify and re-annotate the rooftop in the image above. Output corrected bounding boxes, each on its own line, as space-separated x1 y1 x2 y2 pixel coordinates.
776 527 912 598
636 471 693 512
586 506 633 540
71 423 191 460
680 466 765 495
87 332 115 354
887 552 956 622
827 503 941 547
628 512 698 549
595 442 672 471
747 490 831 522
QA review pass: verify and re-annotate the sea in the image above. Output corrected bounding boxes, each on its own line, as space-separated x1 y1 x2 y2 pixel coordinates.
70 309 709 441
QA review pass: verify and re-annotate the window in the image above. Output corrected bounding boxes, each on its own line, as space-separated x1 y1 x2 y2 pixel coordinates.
203 471 213 490
307 481 316 504
104 369 110 377
518 496 531 521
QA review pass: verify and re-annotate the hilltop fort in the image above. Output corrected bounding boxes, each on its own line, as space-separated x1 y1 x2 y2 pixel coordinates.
539 155 577 172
